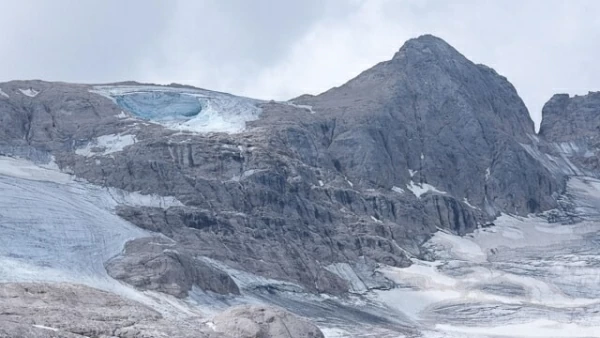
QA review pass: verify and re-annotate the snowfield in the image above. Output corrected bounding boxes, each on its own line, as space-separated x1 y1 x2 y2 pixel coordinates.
372 177 600 337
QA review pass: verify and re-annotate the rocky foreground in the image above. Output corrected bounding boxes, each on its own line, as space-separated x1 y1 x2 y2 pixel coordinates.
0 283 323 338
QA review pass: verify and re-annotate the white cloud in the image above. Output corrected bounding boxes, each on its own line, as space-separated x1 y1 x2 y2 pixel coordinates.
1 0 600 129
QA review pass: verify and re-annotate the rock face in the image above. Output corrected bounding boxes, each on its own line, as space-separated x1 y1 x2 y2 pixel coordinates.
0 283 321 338
105 237 240 298
294 35 560 217
211 305 324 338
0 35 565 297
539 92 600 174
0 283 216 338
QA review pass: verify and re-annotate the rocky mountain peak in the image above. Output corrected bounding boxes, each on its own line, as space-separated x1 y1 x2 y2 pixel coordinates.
392 34 464 62
292 35 552 219
539 91 600 141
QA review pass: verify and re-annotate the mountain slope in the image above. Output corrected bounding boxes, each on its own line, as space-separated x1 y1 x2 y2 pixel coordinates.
295 35 561 217
0 34 582 337
539 92 600 174
0 36 566 296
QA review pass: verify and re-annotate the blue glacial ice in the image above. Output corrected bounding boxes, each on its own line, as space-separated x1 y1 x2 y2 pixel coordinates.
92 85 263 134
116 91 206 121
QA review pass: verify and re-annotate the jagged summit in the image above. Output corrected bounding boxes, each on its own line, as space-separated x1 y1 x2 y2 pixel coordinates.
292 35 554 218
539 91 600 141
302 34 534 137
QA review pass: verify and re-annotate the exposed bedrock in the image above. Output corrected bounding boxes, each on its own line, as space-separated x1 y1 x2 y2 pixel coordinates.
0 35 569 295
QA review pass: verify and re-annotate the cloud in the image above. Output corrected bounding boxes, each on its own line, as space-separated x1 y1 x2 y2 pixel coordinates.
238 0 600 128
0 0 173 83
1 0 600 129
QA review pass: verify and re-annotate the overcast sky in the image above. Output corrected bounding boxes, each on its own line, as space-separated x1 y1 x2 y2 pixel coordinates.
1 0 599 129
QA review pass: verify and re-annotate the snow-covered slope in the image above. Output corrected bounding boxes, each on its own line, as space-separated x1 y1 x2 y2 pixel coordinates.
370 177 600 337
0 156 203 318
91 85 263 134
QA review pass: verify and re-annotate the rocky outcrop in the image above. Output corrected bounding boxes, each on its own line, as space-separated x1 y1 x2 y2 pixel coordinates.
211 305 324 338
539 92 600 142
0 283 216 338
0 283 324 338
105 237 240 298
538 92 600 175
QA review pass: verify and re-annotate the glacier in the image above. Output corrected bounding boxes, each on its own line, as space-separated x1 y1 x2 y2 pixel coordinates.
0 156 204 318
91 85 263 134
369 177 600 337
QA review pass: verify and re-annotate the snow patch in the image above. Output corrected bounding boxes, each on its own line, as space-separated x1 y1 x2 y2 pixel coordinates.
408 169 417 177
392 186 405 194
0 155 183 209
428 231 486 262
555 141 581 155
197 257 305 293
230 169 266 182
105 188 184 209
0 156 73 183
19 88 39 97
324 263 368 294
76 134 136 157
0 88 9 98
205 321 217 331
321 328 351 338
318 180 324 187
485 167 491 180
406 181 446 198
462 198 477 209
285 102 316 114
527 134 540 143
117 111 128 119
520 143 581 175
32 325 59 332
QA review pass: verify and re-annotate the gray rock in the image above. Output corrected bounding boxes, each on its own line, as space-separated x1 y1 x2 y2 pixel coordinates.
539 92 600 175
105 237 240 298
212 305 325 338
0 35 565 297
0 282 219 338
294 34 561 216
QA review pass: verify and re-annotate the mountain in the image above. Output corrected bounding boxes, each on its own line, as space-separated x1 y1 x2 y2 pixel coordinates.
294 35 561 218
0 35 597 337
539 92 600 174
